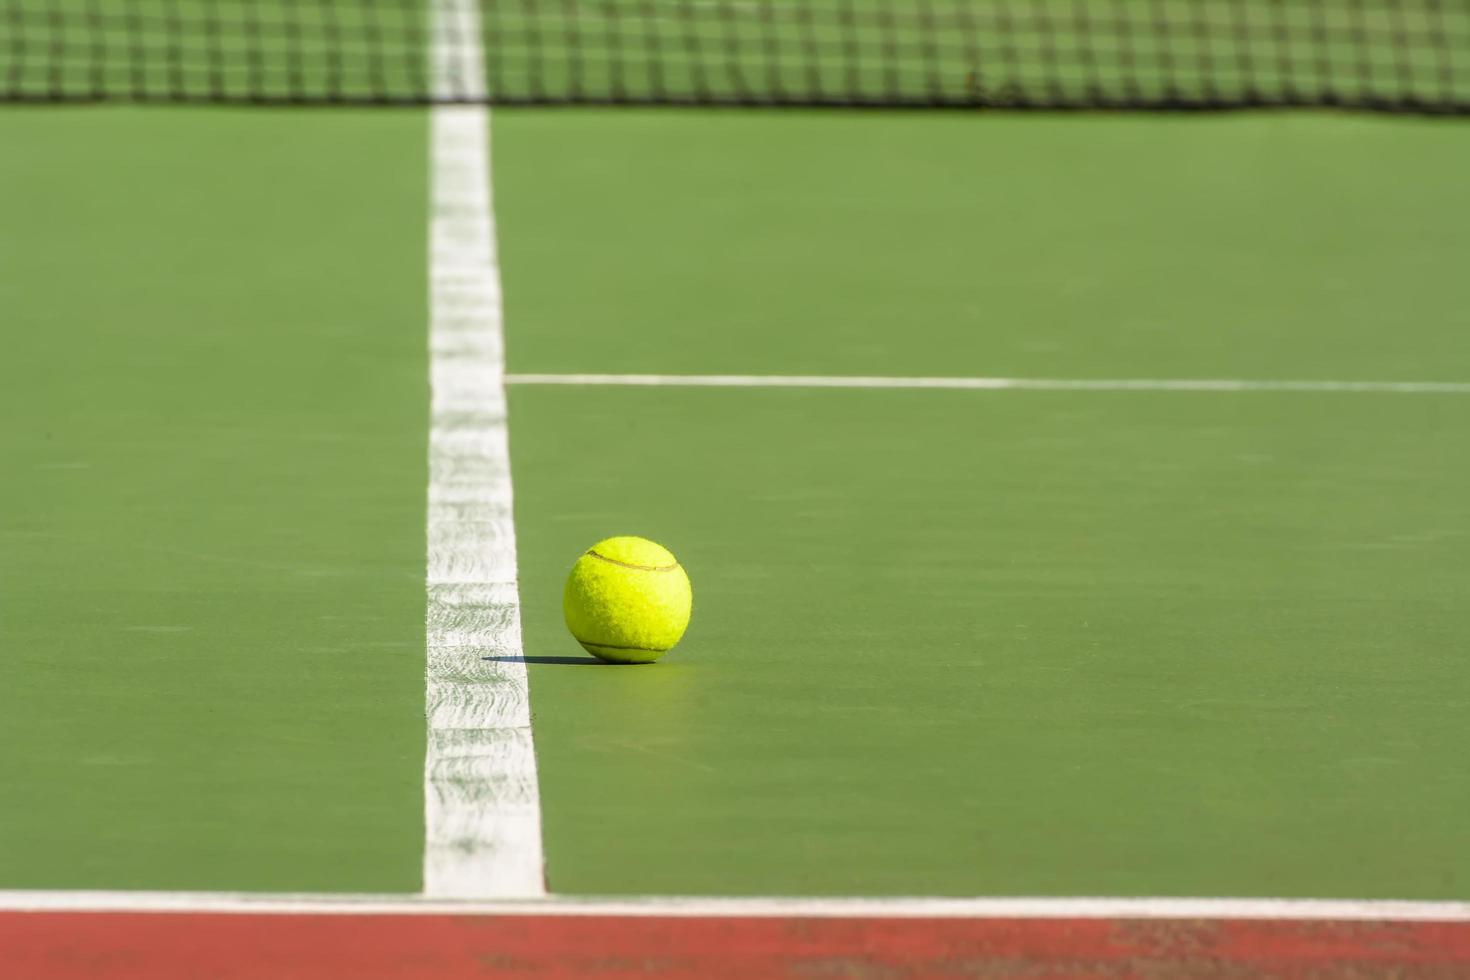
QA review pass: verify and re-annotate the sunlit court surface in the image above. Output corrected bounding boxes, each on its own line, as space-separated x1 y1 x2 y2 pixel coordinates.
2 1 1469 977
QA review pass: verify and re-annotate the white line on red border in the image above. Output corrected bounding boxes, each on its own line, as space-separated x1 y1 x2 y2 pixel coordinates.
0 891 1467 920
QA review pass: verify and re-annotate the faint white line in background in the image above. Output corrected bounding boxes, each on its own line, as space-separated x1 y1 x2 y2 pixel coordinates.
1 891 1467 921
423 0 544 899
506 373 1470 394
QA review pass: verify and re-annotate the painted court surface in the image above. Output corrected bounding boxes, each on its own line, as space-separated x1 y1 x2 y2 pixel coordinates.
3 95 1470 977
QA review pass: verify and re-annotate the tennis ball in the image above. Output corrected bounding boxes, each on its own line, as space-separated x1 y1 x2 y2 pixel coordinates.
563 536 692 664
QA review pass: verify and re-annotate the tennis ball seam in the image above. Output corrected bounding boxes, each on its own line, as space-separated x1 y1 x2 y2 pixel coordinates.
586 549 680 573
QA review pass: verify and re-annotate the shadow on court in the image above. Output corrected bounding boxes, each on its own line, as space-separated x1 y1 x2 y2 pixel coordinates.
482 655 616 666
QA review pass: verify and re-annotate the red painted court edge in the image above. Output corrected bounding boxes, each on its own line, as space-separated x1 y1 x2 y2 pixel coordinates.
4 911 1469 979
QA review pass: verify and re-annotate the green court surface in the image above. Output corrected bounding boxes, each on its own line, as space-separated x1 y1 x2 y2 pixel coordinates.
0 108 429 891
3 105 1469 899
512 384 1470 897
493 111 1470 381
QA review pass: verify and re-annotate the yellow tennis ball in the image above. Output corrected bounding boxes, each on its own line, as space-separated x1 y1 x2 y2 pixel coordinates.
563 536 693 664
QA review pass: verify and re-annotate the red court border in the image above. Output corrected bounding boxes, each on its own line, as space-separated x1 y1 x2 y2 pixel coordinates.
6 910 1470 979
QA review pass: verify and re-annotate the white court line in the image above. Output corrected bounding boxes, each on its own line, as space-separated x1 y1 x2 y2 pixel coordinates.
423 0 544 898
506 373 1470 394
1 891 1468 921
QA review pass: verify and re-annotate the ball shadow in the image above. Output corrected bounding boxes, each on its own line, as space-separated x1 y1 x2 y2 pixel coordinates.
481 655 630 666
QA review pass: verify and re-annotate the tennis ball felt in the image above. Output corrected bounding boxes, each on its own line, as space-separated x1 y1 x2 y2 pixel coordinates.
563 536 692 664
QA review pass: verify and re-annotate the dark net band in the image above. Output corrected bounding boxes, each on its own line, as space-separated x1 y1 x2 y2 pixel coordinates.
3 1 1468 111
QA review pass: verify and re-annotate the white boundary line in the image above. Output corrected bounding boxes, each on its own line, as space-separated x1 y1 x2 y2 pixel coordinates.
423 0 544 899
1 892 1467 921
506 373 1470 394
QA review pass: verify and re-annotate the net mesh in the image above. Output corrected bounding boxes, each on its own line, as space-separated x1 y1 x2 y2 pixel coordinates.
3 0 1468 110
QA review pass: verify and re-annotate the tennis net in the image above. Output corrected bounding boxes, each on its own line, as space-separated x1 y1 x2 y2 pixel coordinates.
3 0 1468 111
